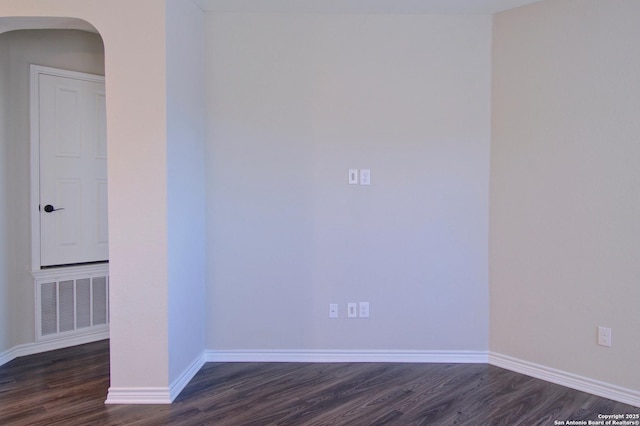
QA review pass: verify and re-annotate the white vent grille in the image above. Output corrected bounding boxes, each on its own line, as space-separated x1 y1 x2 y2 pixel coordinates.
40 282 57 335
76 278 91 328
35 269 109 340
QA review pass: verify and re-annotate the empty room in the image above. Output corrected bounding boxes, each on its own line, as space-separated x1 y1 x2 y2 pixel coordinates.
0 0 639 424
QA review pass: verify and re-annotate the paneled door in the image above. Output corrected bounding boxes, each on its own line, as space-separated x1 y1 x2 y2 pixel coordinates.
36 68 107 267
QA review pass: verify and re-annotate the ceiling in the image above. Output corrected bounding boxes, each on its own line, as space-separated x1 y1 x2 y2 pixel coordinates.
192 0 543 15
0 1 543 37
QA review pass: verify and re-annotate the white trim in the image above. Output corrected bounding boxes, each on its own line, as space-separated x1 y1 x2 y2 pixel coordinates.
29 64 105 272
104 351 206 405
32 262 109 281
105 388 172 405
0 346 20 367
204 349 489 364
169 352 206 402
0 329 109 367
106 350 486 404
489 352 640 408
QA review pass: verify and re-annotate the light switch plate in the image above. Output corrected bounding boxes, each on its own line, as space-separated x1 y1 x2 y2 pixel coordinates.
348 169 358 185
329 303 338 318
347 302 357 318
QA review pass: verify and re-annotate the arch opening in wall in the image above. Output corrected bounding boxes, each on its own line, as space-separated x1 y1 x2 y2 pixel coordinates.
0 16 109 362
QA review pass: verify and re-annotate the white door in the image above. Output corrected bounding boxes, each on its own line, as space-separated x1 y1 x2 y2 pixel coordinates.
38 70 108 267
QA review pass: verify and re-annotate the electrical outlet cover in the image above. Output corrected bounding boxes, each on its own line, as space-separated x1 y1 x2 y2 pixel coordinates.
598 326 612 347
359 302 369 318
360 169 371 185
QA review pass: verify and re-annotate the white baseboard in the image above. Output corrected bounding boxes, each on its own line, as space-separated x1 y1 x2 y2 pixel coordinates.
105 351 206 405
169 352 206 402
0 327 109 368
104 387 172 405
7 342 637 408
489 352 640 408
205 349 489 364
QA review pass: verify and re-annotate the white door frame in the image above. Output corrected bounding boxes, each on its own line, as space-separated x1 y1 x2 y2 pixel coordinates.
30 64 106 272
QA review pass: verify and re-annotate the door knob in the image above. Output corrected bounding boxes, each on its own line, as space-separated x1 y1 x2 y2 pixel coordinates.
43 204 64 213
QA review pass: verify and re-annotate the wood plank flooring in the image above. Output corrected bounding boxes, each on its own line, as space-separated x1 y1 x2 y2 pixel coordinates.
0 340 638 425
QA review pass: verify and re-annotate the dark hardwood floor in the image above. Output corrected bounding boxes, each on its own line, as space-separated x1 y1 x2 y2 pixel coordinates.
0 340 637 425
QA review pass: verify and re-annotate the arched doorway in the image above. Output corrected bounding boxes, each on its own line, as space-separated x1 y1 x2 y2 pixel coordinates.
0 18 107 361
0 4 207 404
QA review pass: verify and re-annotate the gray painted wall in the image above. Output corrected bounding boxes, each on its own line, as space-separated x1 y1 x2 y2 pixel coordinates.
491 0 640 391
0 36 9 352
0 30 104 352
166 0 207 384
204 14 492 351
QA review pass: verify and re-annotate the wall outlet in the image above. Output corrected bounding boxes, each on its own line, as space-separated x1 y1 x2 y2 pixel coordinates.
329 303 338 318
360 169 371 185
347 302 357 318
597 326 612 347
359 302 369 318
